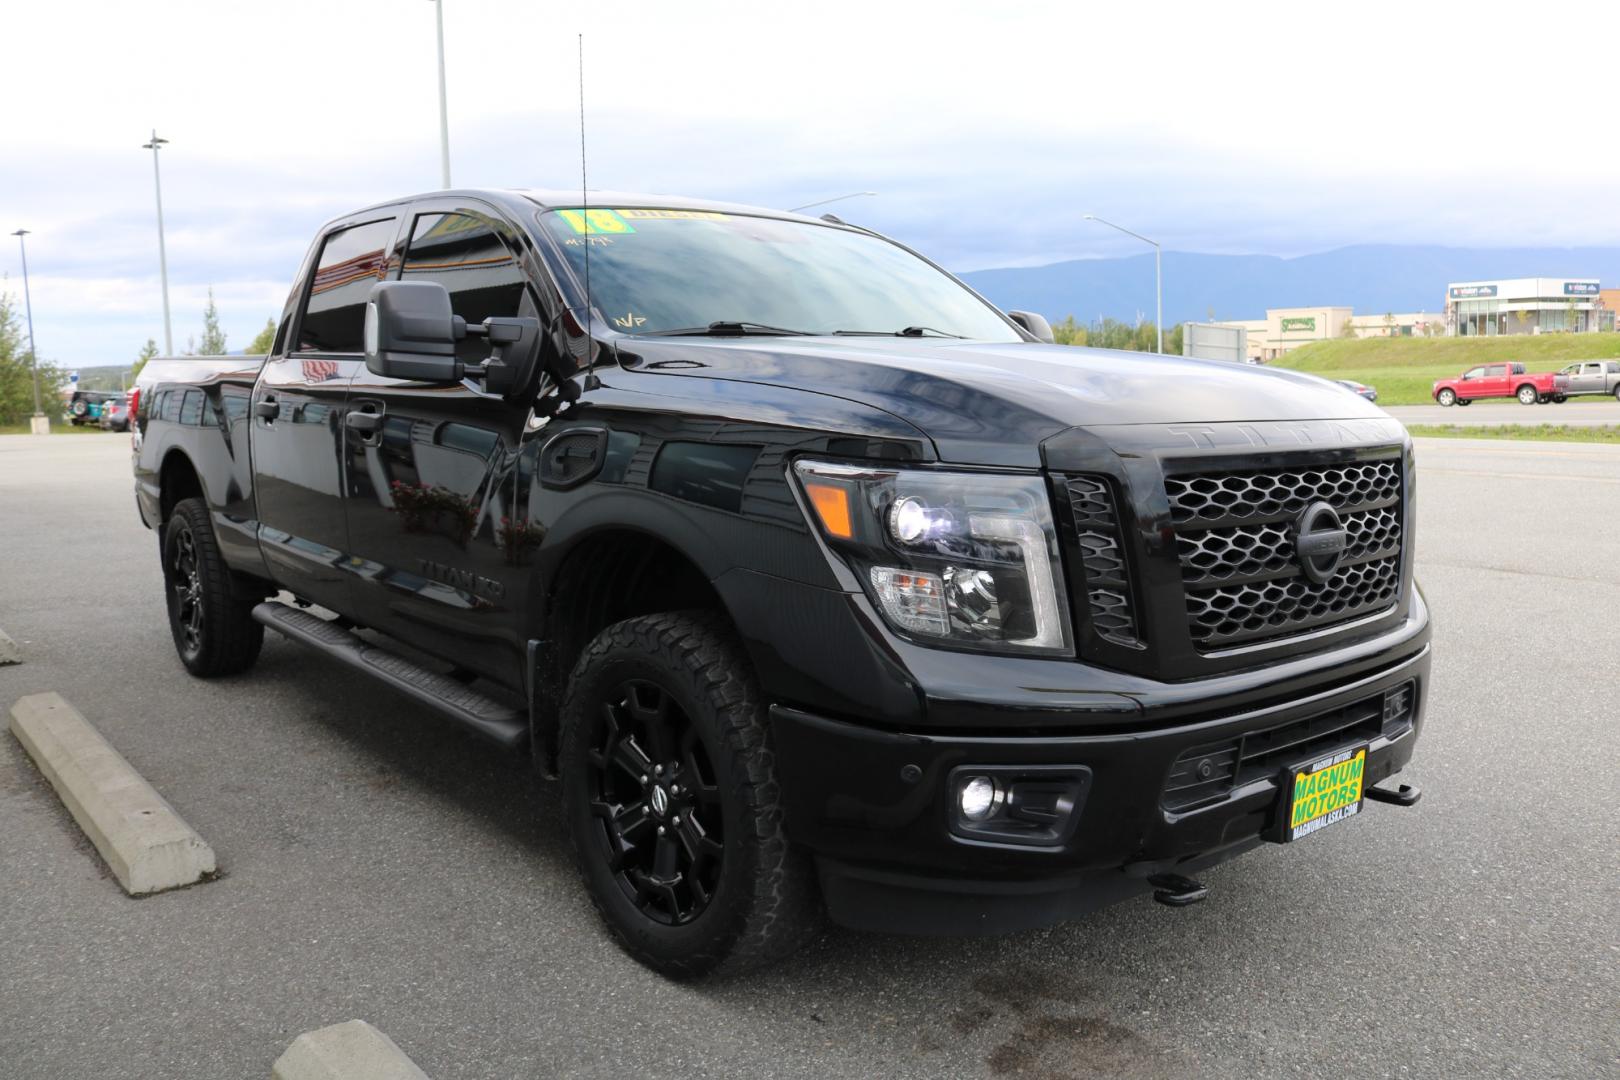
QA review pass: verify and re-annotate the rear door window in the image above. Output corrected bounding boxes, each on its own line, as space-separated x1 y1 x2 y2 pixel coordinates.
298 218 397 354
1486 365 1508 378
179 390 202 425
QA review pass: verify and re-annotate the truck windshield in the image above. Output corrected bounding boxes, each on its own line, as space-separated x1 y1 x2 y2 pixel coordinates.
537 208 1022 342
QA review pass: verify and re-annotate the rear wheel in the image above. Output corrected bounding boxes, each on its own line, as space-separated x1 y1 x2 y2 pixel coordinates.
1436 388 1456 406
1517 385 1539 405
162 498 264 676
560 611 817 979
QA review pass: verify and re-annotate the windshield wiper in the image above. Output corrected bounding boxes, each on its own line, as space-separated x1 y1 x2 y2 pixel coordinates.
831 326 966 339
641 321 813 337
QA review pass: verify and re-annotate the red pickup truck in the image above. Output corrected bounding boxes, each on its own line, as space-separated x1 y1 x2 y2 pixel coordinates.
1432 362 1568 406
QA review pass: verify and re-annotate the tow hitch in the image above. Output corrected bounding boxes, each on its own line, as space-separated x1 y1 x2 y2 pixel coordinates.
1364 781 1421 807
1148 873 1209 907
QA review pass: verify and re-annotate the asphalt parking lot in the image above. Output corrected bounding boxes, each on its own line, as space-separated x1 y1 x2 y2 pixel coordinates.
2 432 1616 1079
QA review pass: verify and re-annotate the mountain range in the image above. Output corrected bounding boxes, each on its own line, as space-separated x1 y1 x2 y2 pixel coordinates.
958 245 1620 327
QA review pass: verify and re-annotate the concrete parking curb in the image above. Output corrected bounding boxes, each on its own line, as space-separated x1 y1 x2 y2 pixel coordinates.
8 691 216 895
272 1021 431 1079
0 627 20 665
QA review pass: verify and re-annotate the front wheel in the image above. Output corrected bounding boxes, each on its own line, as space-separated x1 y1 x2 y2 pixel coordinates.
1517 385 1539 405
560 611 818 979
162 498 265 676
1436 389 1457 406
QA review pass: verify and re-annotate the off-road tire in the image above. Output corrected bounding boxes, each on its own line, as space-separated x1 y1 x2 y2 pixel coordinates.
560 611 818 979
162 497 264 676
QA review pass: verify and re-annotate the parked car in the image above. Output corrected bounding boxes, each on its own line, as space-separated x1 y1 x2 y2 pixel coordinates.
134 188 1428 978
1556 361 1620 400
1432 362 1567 406
98 394 131 431
65 389 121 426
1336 379 1378 403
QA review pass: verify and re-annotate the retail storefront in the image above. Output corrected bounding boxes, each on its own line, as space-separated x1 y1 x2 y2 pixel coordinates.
1445 278 1613 336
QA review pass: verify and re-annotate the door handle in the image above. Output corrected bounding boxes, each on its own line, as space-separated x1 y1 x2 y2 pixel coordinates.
253 397 278 420
345 410 383 434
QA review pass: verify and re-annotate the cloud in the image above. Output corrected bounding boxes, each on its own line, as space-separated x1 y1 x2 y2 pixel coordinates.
5 0 1620 364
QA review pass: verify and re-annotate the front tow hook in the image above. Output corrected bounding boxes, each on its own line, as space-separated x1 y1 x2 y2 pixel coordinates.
1364 781 1422 807
1148 873 1209 907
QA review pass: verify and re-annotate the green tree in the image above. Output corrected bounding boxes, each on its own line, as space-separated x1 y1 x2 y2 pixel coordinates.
1339 317 1358 339
1166 322 1185 356
1051 315 1087 346
133 338 159 380
0 289 66 425
246 317 276 355
198 289 228 355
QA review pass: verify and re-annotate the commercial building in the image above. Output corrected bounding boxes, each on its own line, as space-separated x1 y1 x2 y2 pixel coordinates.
1444 278 1614 336
1215 307 1443 363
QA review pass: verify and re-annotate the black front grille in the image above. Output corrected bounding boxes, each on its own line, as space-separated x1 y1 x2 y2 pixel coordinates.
1064 475 1140 646
1166 459 1404 650
1162 682 1415 812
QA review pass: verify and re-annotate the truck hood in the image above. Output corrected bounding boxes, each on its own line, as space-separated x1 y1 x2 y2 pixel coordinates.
620 336 1385 467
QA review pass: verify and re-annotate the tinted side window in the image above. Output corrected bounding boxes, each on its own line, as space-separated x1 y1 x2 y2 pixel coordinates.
1463 368 1484 380
299 218 396 354
402 212 529 363
179 390 202 425
1608 362 1620 374
160 390 183 423
1486 365 1508 377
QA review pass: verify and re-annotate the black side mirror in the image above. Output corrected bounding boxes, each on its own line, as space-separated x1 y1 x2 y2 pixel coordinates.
478 317 542 398
1007 310 1055 344
365 281 464 383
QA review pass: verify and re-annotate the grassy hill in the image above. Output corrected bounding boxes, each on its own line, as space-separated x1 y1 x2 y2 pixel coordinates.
1272 335 1620 405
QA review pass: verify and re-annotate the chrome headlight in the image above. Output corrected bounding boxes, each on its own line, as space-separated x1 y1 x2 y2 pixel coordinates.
793 460 1071 655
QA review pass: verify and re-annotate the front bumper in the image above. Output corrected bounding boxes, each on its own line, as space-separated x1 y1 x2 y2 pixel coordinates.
771 640 1429 935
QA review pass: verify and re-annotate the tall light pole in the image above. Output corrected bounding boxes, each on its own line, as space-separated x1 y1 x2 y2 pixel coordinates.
11 229 46 432
142 130 174 355
430 0 451 188
789 191 877 214
1085 214 1163 354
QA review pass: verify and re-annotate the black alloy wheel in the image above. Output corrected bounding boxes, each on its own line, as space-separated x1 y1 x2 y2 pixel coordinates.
161 497 265 676
560 611 817 978
169 523 205 659
585 677 725 926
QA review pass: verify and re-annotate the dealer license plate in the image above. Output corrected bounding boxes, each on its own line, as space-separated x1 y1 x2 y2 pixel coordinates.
1284 745 1367 842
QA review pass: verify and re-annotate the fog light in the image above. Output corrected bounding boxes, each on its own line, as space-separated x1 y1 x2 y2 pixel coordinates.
958 775 999 821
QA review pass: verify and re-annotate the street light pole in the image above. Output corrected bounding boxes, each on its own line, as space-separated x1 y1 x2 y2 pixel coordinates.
11 229 45 431
788 191 877 214
1084 214 1163 354
142 130 174 355
430 0 451 188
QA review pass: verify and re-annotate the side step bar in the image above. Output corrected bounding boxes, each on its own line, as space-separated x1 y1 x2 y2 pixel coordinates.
252 602 528 749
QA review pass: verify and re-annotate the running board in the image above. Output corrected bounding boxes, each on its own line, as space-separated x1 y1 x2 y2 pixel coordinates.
252 602 528 749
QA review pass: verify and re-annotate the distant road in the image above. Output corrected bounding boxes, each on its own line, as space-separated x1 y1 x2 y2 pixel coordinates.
1384 400 1619 426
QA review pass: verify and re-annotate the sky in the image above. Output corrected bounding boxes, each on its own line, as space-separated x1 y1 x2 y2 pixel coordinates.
5 0 1620 367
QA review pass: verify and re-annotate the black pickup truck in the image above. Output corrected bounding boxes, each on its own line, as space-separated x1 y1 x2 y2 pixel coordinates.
133 189 1428 977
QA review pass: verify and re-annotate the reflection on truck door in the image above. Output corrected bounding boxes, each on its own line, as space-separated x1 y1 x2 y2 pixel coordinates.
339 203 539 685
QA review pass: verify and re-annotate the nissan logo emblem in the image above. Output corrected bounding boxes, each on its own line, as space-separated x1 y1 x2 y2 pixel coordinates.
1294 501 1348 584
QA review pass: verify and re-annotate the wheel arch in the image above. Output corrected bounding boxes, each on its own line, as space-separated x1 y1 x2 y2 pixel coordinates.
532 521 744 771
158 448 205 524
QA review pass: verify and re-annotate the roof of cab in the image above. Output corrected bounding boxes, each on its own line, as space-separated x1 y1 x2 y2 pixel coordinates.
336 188 826 227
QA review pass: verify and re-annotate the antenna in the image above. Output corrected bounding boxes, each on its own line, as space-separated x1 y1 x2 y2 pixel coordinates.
578 33 589 324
